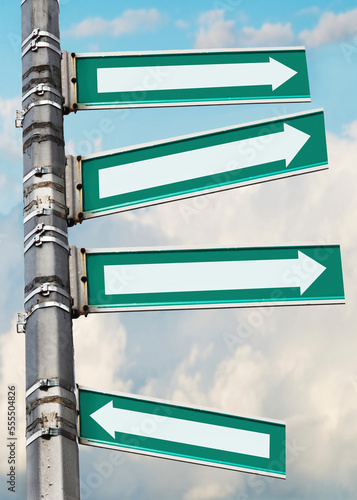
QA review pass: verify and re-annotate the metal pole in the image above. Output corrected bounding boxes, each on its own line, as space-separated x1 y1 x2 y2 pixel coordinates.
21 0 80 498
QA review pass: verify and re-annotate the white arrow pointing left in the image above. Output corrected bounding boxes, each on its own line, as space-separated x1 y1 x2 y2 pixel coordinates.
98 123 310 199
90 401 270 459
104 251 326 297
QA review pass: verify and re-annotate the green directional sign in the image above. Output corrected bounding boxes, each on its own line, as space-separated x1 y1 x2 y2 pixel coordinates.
69 244 344 315
62 47 310 111
78 386 286 477
66 110 327 222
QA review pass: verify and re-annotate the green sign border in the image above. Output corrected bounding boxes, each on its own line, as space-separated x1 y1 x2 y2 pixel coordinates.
75 47 310 109
78 386 286 477
80 110 327 218
83 244 344 312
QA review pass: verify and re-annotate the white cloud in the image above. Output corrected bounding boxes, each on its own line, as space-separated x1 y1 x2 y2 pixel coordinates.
4 116 355 497
0 308 129 479
65 139 77 157
0 321 26 474
116 120 357 495
0 97 22 163
0 97 22 214
183 482 234 500
66 9 166 38
175 19 190 30
168 310 357 491
194 10 293 48
194 10 236 48
297 6 320 16
238 22 294 47
195 7 357 49
209 345 270 416
343 119 357 140
73 315 131 393
299 8 357 47
0 173 6 190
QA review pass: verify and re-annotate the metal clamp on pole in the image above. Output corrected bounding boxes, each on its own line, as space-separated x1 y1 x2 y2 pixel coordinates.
15 110 24 128
22 28 61 58
24 282 71 305
26 427 76 447
26 301 72 318
61 51 77 113
22 99 62 118
24 223 67 244
24 224 69 254
65 155 83 225
22 1 80 496
23 208 64 225
16 313 27 334
17 301 72 334
26 378 75 398
22 82 63 119
69 246 88 317
23 166 54 184
22 83 63 104
21 0 59 4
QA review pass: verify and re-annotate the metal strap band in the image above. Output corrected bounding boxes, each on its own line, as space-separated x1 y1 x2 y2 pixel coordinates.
23 208 59 224
22 41 62 58
22 84 62 103
24 223 68 243
24 283 71 304
26 428 76 447
23 99 62 117
23 167 53 184
21 0 59 7
24 235 69 254
26 378 74 398
16 312 27 334
22 28 60 48
26 301 72 318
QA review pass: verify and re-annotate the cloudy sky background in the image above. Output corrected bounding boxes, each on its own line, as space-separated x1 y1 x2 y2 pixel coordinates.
0 0 357 498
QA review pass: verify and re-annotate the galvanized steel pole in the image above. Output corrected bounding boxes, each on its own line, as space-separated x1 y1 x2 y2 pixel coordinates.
21 0 80 498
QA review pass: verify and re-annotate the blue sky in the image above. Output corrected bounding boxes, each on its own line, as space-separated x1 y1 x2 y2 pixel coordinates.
1 1 357 499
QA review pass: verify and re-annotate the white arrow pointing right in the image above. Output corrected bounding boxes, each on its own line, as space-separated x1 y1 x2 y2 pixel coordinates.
97 57 297 93
104 251 326 297
99 123 310 199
